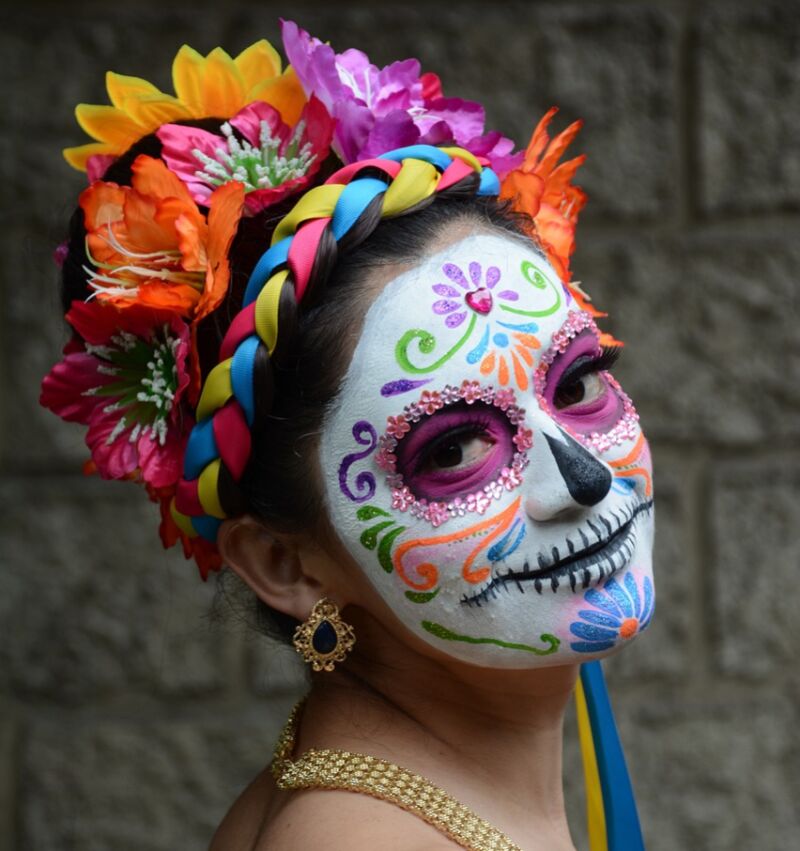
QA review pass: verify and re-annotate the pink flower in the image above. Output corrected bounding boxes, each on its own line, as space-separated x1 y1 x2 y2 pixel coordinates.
418 390 443 415
466 492 492 514
391 486 415 511
459 379 482 404
375 448 397 471
281 20 522 175
425 502 450 528
40 301 192 489
157 97 334 215
493 388 516 411
498 466 522 491
386 414 411 438
440 384 461 404
513 427 533 451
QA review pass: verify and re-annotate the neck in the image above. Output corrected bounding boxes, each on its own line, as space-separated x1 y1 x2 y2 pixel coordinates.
301 608 578 848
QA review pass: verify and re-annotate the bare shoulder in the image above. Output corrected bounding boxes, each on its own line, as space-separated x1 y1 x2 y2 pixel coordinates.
256 788 458 851
209 766 274 851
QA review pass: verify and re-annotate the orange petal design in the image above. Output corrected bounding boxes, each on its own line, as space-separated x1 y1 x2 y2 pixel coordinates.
511 351 528 391
514 343 533 367
498 355 510 386
513 332 540 350
480 350 496 375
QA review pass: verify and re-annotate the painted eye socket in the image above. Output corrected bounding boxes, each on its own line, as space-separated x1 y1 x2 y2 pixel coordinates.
394 402 515 501
543 334 624 434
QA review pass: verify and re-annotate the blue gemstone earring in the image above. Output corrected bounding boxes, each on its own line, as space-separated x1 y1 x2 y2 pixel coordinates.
293 598 356 672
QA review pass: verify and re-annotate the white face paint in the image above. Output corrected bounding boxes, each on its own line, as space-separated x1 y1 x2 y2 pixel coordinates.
319 233 654 668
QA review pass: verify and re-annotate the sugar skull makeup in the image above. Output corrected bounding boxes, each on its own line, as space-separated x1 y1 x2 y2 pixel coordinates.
319 233 654 668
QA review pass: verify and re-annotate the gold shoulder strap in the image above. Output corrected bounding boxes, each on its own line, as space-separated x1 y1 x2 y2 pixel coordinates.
271 702 522 851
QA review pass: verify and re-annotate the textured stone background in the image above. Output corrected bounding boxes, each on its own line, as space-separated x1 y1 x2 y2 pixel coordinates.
2 0 799 849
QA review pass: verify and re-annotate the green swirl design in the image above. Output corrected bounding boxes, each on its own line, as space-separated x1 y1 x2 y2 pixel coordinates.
499 260 561 318
359 521 395 550
395 313 477 374
405 589 441 604
357 506 391 521
378 526 406 573
421 620 561 656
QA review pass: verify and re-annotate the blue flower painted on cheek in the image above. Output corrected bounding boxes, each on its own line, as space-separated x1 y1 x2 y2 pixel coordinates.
569 573 655 653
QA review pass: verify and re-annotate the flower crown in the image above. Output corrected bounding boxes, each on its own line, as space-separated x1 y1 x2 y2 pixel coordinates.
42 20 595 579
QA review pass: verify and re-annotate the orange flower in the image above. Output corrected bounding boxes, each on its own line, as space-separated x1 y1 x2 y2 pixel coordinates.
64 40 306 172
500 107 588 286
80 155 244 320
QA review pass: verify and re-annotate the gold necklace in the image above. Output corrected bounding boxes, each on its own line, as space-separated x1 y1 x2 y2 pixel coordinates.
272 701 522 851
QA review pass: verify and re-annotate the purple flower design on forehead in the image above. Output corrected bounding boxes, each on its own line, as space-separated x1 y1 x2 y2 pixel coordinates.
432 261 519 327
429 261 542 391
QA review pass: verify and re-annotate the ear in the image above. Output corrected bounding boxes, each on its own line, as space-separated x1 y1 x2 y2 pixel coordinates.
217 515 326 622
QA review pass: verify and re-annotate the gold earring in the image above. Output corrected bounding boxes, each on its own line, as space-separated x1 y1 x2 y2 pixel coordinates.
292 598 356 672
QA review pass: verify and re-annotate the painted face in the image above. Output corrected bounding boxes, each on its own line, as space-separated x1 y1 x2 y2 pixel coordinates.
319 233 655 668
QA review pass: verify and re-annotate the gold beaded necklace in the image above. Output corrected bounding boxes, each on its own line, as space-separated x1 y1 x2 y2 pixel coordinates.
271 701 522 851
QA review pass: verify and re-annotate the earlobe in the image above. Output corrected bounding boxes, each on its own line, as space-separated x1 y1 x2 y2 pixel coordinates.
217 516 324 622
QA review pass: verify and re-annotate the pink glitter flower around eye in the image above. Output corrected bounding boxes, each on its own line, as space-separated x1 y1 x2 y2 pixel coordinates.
425 502 450 528
391 485 415 511
418 390 444 414
492 388 516 411
459 379 482 403
386 414 411 438
513 427 533 451
375 447 397 471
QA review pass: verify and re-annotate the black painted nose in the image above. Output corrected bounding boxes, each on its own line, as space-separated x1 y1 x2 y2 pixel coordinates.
544 430 612 506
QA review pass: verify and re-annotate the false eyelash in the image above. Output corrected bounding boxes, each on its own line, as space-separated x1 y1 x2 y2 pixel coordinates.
557 345 622 389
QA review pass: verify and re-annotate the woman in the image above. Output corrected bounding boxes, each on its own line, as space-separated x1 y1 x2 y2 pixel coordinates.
43 20 655 851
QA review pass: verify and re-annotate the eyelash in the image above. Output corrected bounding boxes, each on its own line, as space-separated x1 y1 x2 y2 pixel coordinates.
557 345 622 389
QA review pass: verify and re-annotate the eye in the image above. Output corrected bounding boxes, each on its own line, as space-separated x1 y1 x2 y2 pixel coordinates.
419 427 496 473
553 346 621 411
554 371 605 410
393 401 516 501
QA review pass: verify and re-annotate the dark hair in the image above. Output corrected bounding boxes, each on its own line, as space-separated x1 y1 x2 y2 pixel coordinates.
59 126 539 643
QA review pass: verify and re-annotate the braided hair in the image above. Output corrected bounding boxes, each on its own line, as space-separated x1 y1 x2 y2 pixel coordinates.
172 146 521 542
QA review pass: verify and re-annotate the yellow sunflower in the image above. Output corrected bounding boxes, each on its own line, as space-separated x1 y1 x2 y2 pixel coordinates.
64 39 306 171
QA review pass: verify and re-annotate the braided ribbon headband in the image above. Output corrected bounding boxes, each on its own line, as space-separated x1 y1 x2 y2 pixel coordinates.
171 144 500 541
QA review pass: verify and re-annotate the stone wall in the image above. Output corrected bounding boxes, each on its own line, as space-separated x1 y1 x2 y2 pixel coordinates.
2 1 798 848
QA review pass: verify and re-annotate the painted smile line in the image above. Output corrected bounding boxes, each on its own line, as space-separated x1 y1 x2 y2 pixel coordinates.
461 499 654 607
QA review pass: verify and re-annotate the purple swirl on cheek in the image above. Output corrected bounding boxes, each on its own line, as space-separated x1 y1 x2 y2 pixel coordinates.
338 421 378 502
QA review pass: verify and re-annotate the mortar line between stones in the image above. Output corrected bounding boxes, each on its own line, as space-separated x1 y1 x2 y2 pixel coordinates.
691 447 715 685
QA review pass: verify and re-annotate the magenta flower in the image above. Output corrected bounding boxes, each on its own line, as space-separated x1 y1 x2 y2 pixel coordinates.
40 301 192 488
281 19 522 176
156 96 334 215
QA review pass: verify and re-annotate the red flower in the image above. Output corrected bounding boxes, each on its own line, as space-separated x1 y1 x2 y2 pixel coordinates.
40 301 192 489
